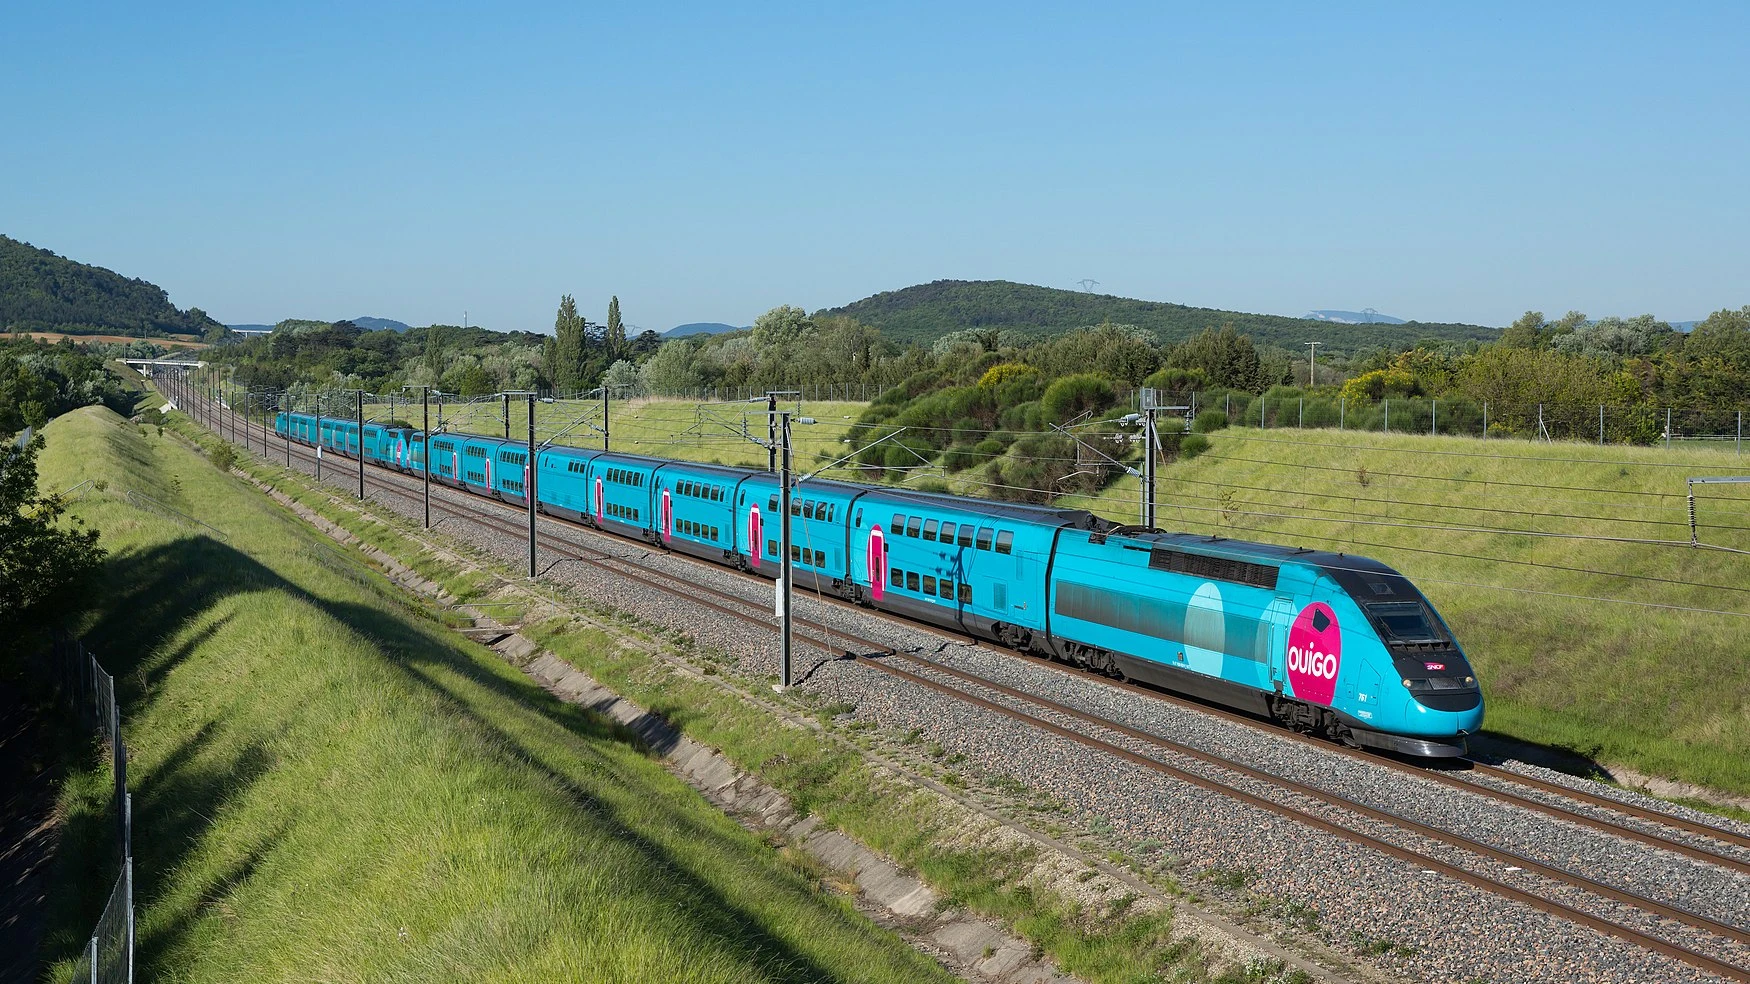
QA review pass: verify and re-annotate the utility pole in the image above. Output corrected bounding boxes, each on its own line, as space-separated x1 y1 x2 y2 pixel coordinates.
527 394 538 578
1142 406 1157 529
777 411 793 690
767 393 778 473
315 398 323 482
242 389 250 451
356 390 366 500
422 388 431 529
503 393 510 440
1305 341 1322 387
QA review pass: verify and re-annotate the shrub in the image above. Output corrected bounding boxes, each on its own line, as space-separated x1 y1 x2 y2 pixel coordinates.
942 444 980 473
1177 434 1210 460
1040 373 1116 424
974 437 1008 457
209 441 238 471
1191 410 1228 433
978 362 1039 389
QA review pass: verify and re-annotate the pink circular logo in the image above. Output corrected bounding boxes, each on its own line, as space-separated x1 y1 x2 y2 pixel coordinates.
748 505 763 568
1286 602 1342 707
867 526 886 601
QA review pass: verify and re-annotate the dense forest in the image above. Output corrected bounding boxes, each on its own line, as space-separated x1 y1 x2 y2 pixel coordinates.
0 235 226 339
819 279 1498 350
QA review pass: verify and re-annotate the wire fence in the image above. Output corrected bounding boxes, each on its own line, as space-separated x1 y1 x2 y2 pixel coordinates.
1166 392 1748 450
52 633 135 984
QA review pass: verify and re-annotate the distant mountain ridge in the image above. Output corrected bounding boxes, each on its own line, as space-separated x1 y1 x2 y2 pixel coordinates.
0 234 223 337
1305 309 1407 325
818 280 1495 353
666 322 745 337
228 316 413 333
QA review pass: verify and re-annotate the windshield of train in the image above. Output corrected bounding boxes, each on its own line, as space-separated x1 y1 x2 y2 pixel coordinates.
1367 602 1446 644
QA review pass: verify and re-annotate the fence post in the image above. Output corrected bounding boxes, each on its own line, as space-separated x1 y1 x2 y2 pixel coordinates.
1482 402 1488 438
1431 400 1437 436
1384 399 1390 433
88 937 97 984
1225 393 1231 419
1739 410 1743 456
1666 407 1673 449
1599 404 1605 445
125 855 135 984
1260 397 1266 429
1339 396 1345 430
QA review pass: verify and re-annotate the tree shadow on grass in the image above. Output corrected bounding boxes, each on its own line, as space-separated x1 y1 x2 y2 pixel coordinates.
56 535 882 983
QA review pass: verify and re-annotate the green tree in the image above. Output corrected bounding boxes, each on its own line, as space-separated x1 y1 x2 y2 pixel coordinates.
1165 326 1271 391
0 436 105 636
1500 311 1546 349
751 305 815 348
606 296 626 360
553 294 586 393
1686 306 1750 367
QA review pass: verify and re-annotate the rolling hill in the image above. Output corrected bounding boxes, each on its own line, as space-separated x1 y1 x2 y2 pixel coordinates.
0 235 223 337
819 280 1496 352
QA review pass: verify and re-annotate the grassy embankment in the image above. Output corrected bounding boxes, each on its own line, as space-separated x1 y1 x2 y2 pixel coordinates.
364 397 1750 796
38 405 959 984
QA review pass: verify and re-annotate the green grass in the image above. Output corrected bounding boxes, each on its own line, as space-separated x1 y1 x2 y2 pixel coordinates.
1035 426 1750 795
356 396 869 472
37 406 956 984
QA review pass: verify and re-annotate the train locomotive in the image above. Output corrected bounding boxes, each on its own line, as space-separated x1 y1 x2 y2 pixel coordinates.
275 411 1484 756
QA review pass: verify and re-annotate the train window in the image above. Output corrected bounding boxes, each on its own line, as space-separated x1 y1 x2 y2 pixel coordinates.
710 526 718 540
939 522 955 544
922 520 938 541
922 575 937 595
904 572 919 591
804 501 816 519
790 499 800 516
958 527 974 547
891 568 903 587
855 509 863 527
814 549 824 567
767 539 778 556
995 531 1014 555
1368 603 1443 643
792 545 802 562
770 496 779 512
906 516 921 538
958 582 972 604
938 580 954 600
976 527 994 550
891 514 904 534
714 488 723 501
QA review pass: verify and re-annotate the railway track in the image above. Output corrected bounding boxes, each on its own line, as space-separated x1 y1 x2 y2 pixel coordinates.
188 388 1750 982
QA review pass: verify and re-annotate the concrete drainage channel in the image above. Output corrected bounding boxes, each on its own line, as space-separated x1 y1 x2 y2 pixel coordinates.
248 472 1366 984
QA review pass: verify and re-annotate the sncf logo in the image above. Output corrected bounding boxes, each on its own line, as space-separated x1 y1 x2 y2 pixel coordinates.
1286 602 1341 707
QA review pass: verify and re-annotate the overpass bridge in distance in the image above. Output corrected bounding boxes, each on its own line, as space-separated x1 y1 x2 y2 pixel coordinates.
122 357 204 371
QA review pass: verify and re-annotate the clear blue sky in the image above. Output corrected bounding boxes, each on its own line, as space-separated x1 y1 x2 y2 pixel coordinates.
5 1 1746 333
